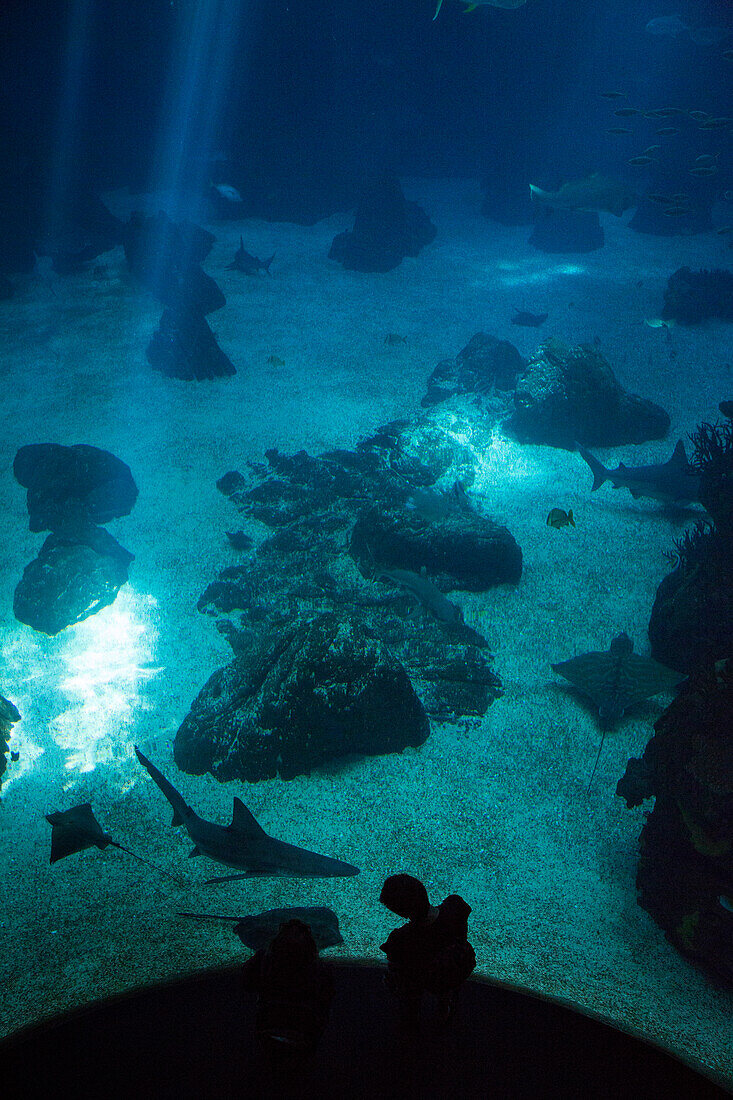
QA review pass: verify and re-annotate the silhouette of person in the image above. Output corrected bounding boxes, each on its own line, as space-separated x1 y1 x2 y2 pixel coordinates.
241 918 334 1058
379 874 475 1029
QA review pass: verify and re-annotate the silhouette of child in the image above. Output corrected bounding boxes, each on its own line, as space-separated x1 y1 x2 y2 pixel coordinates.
241 918 334 1057
379 874 475 1029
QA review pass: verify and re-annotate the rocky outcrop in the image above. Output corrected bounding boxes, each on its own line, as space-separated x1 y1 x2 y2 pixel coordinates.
182 407 512 779
650 419 733 672
0 695 20 790
617 661 733 987
14 443 138 532
350 504 521 592
174 614 430 781
662 268 733 325
12 443 136 635
123 211 223 314
422 333 525 407
329 175 436 273
508 339 670 449
146 307 236 381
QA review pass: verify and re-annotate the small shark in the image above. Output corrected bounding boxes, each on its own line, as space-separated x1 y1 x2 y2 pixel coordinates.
135 748 359 882
576 441 701 505
227 237 275 275
529 175 638 217
377 566 464 626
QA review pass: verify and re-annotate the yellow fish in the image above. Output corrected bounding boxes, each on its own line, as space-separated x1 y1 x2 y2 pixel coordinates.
434 0 526 20
547 508 575 529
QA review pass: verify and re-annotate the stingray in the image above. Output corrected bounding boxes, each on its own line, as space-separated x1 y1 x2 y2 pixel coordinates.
178 906 344 952
46 803 180 882
551 633 685 791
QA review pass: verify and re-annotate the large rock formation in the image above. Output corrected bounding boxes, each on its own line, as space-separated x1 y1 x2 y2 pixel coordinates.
422 333 525 407
508 339 670 449
13 443 137 634
617 661 733 987
174 614 430 782
329 175 436 273
650 418 733 672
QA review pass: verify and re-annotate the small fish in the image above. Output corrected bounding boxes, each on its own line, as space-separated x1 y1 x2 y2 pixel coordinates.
211 182 243 204
687 111 709 121
628 156 658 166
512 308 548 327
600 91 626 99
662 206 691 217
266 355 285 366
694 153 719 166
646 193 676 205
384 333 407 345
613 107 641 117
640 145 661 155
698 117 733 130
547 507 575 529
688 166 717 176
670 193 689 202
716 226 733 236
606 127 633 134
655 127 680 135
228 237 275 275
644 317 675 328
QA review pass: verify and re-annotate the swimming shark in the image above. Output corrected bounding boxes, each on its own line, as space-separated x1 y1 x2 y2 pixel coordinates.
134 748 359 882
433 0 526 20
576 441 702 505
529 175 638 217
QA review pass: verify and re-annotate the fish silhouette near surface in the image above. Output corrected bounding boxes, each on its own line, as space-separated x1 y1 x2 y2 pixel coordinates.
512 308 548 327
547 507 575 528
135 748 359 882
228 237 274 275
576 441 701 505
529 175 638 217
433 0 526 20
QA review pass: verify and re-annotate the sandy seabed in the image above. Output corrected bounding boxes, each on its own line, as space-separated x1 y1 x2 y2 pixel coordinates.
0 180 731 1085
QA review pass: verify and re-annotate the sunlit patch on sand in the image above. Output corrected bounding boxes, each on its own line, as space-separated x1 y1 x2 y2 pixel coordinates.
1 590 162 783
496 260 585 288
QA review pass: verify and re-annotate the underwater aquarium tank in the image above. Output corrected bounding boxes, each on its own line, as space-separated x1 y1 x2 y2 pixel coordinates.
0 0 732 1086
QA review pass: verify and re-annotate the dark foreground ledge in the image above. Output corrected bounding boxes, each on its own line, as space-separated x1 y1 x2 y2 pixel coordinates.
2 961 727 1099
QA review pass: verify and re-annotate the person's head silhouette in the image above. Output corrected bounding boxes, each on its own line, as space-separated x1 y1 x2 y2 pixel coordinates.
380 874 430 922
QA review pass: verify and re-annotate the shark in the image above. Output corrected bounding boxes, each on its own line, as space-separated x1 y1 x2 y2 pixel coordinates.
227 237 274 275
433 0 526 19
377 566 464 626
529 175 638 217
134 748 359 882
576 441 702 505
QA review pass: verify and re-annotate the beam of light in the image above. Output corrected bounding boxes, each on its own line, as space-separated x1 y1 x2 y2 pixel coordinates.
1 589 162 790
151 0 251 221
42 0 94 247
